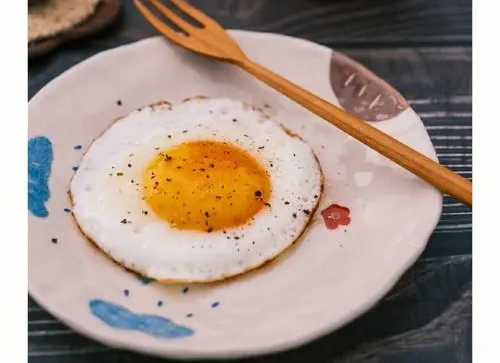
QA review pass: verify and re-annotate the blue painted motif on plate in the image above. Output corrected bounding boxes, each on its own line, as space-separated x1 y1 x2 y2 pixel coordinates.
28 137 53 217
89 299 194 339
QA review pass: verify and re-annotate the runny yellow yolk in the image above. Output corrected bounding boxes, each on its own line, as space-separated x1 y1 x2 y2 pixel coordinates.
143 140 271 232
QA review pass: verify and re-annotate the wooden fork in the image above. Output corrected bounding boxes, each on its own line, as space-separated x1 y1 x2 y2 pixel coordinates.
134 0 472 207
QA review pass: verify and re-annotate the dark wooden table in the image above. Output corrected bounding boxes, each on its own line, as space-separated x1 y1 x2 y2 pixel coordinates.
28 0 472 362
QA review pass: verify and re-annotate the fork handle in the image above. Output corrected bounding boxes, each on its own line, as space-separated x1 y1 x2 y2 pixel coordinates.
238 59 472 208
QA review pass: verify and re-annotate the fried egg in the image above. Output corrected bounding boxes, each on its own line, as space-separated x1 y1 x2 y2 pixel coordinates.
70 98 323 282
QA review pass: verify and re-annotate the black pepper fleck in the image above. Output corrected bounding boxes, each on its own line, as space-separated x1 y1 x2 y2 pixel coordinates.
292 213 297 219
51 238 58 244
116 100 122 106
254 190 262 197
303 209 311 215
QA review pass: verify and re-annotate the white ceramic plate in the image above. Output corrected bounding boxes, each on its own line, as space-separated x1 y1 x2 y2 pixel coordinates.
28 31 442 359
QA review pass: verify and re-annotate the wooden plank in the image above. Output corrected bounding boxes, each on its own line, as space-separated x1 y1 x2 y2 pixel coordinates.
249 0 472 46
40 0 470 49
341 47 471 100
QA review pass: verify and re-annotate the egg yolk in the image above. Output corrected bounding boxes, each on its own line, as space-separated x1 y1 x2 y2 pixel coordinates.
143 140 271 232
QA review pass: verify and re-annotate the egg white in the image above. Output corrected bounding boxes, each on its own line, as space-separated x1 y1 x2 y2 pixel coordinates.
70 98 323 282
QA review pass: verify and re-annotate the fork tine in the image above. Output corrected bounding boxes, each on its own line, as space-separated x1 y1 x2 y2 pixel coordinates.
168 0 225 31
134 0 189 44
148 0 197 34
136 0 246 61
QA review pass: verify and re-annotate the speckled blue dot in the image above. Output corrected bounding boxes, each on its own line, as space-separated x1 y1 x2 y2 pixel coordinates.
28 136 53 217
137 276 154 285
63 208 71 213
89 299 194 339
157 300 163 307
73 145 83 150
211 301 220 308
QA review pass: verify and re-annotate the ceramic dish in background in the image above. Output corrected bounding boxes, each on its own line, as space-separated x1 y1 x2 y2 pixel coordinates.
28 30 442 359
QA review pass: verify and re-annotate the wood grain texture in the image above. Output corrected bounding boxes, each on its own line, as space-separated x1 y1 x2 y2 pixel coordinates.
59 0 472 47
28 0 471 361
27 0 472 64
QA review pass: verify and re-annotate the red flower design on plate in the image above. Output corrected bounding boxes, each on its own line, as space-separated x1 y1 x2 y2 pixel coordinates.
321 204 351 230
